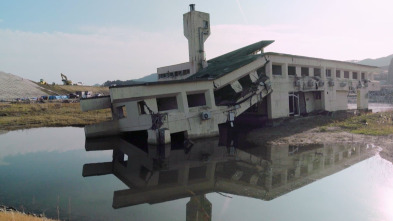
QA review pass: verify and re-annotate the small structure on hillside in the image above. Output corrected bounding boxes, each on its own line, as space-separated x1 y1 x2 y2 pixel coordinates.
80 4 380 145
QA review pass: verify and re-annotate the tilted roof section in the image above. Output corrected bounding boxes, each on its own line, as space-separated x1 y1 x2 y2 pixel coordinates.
188 40 274 80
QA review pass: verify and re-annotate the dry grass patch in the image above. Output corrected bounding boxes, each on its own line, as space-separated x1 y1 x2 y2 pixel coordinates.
0 211 56 221
331 111 393 135
0 103 111 131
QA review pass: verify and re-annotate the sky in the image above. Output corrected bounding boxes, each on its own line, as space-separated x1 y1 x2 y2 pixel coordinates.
0 0 392 85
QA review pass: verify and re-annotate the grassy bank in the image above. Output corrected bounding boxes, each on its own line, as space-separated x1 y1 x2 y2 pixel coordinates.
0 211 56 221
328 111 393 135
0 103 111 131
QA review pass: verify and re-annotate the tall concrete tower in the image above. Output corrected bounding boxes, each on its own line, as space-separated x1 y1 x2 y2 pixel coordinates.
183 4 210 75
186 195 212 221
388 58 393 85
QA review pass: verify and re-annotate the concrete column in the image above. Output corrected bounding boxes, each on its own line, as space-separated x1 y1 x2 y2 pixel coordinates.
357 88 369 109
322 67 327 80
206 162 216 181
294 166 301 178
283 63 289 79
307 162 313 173
177 164 190 185
296 67 301 77
338 152 343 161
281 170 288 185
177 92 189 113
332 68 337 80
205 89 217 110
266 62 272 78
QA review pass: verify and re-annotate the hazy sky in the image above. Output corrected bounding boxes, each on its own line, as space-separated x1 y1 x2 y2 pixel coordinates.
1 0 392 85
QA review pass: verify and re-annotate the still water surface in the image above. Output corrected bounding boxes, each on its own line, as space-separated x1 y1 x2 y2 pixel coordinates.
1 127 393 221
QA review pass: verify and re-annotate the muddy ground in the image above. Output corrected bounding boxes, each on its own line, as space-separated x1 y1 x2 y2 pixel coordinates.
244 115 393 163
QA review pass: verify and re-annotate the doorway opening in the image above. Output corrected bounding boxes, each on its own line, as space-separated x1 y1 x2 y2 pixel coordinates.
289 92 300 116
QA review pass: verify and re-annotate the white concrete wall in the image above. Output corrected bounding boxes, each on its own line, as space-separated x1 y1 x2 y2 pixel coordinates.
265 53 378 116
335 91 348 110
157 62 191 81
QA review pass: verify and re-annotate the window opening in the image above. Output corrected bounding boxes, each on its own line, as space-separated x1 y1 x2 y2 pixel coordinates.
272 65 282 75
352 72 358 79
157 96 178 111
314 91 321 100
326 69 332 78
288 66 296 76
117 105 127 118
138 101 146 114
289 92 300 116
301 67 309 77
314 68 321 77
344 71 349 79
187 93 206 108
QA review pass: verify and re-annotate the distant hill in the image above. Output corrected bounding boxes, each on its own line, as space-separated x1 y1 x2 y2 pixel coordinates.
136 73 157 82
102 73 157 86
356 54 393 67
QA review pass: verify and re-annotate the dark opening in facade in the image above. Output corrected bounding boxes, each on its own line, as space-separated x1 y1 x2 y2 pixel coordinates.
187 93 206 108
336 70 341 78
301 67 309 77
314 91 322 100
288 66 296 76
272 65 282 75
183 69 190 75
116 105 127 118
138 101 147 114
314 68 321 77
170 131 187 150
158 170 178 185
272 173 282 187
344 71 349 79
157 96 178 111
361 72 365 80
352 72 358 79
121 130 148 152
326 69 332 78
214 84 241 106
139 166 150 180
189 166 207 180
289 92 299 116
115 150 128 168
238 74 253 88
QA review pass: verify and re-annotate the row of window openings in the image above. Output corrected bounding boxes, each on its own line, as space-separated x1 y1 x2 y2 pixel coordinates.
272 65 367 80
116 94 205 118
158 69 191 79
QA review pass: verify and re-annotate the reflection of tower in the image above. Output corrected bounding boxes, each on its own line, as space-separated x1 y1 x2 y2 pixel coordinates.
183 4 210 75
388 58 393 85
186 195 212 221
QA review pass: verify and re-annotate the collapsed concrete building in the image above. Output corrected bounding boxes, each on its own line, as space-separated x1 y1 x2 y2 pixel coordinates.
81 4 380 145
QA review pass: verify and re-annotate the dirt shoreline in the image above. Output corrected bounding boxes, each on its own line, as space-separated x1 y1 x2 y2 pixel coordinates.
245 115 393 163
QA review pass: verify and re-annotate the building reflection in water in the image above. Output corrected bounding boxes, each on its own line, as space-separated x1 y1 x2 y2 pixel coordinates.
83 135 376 221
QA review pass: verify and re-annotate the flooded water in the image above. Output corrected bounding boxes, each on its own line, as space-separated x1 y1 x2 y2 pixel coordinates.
1 127 393 221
